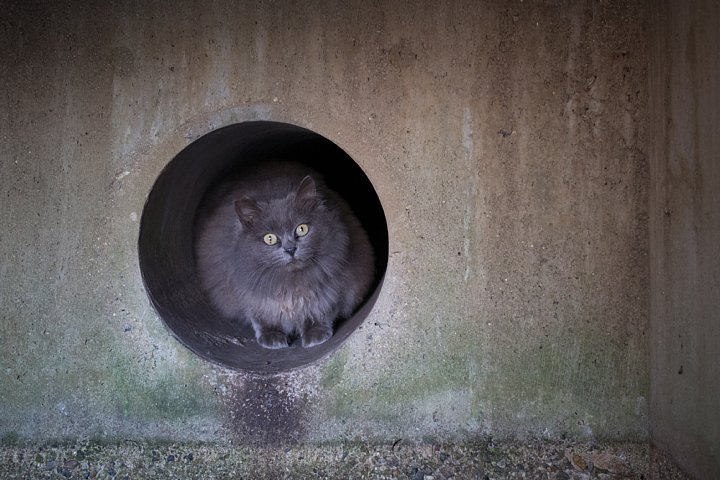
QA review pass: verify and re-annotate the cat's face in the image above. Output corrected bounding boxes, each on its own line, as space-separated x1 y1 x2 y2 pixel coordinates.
249 208 315 270
234 176 336 271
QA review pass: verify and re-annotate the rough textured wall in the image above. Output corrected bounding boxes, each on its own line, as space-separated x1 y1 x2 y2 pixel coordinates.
0 1 648 443
649 1 720 478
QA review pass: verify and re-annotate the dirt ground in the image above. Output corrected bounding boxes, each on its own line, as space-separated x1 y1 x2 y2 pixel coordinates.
0 439 690 479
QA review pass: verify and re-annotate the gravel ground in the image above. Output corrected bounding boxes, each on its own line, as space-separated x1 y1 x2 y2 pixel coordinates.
0 439 691 479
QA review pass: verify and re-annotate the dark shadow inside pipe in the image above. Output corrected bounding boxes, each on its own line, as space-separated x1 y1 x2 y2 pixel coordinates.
138 121 388 373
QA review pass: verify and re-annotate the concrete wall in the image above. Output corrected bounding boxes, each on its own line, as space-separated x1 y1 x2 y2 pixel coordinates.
1 1 649 444
649 1 720 478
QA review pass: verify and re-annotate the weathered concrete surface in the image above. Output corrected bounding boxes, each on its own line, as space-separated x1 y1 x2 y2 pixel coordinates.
1 1 648 444
649 1 720 478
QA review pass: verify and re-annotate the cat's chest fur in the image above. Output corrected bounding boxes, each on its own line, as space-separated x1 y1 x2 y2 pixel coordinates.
276 283 316 318
253 276 336 326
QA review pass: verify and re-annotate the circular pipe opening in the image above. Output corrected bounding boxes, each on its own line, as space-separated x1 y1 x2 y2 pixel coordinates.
138 121 388 373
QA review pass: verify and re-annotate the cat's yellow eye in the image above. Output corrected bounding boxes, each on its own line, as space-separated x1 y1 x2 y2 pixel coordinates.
296 224 309 237
263 233 278 246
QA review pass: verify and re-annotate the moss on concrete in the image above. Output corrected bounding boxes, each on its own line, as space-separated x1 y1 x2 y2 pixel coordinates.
106 356 215 421
320 319 648 440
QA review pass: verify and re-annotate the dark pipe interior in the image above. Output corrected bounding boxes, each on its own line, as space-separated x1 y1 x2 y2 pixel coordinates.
138 121 388 373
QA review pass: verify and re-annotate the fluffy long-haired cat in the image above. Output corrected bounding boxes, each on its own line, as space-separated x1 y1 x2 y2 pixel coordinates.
193 160 375 349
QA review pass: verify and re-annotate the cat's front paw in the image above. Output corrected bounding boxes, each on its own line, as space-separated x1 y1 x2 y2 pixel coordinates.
301 325 332 348
257 330 289 349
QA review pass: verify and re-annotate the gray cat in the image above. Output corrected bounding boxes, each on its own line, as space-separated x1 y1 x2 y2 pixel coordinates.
193 161 375 349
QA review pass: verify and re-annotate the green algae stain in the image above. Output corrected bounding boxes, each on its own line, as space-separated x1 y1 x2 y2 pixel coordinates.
323 319 648 440
323 335 475 422
475 324 649 439
1 432 19 446
107 355 216 421
320 348 348 390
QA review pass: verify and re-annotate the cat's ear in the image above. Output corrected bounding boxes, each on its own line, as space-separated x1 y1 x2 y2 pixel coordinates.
296 175 318 206
234 198 260 227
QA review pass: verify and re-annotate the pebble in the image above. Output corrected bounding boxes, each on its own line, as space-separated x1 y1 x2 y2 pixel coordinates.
590 452 629 474
411 469 426 480
565 450 588 470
